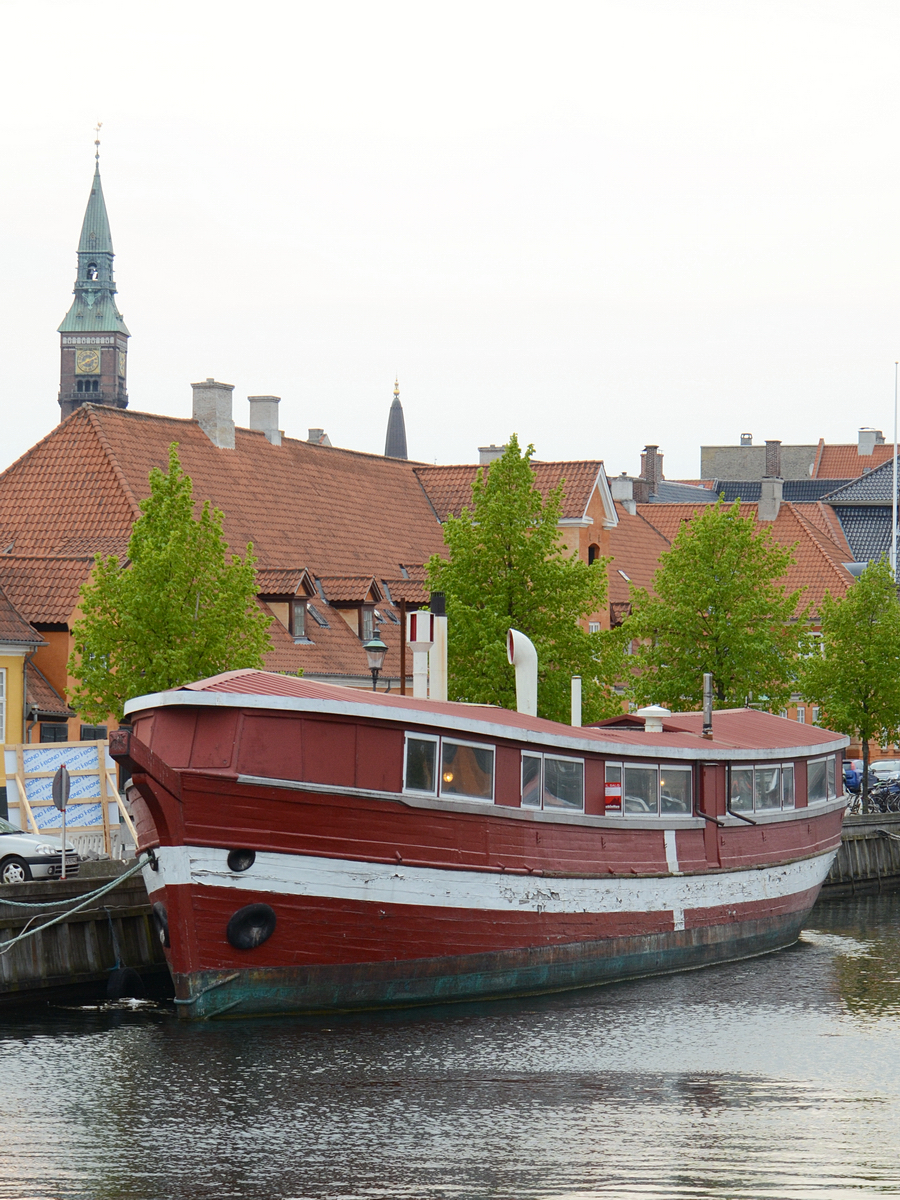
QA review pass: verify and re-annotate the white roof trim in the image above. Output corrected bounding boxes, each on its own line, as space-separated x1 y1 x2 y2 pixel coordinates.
123 688 849 761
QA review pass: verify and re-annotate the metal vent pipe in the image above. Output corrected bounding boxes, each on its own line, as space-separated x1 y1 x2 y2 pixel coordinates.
507 629 538 717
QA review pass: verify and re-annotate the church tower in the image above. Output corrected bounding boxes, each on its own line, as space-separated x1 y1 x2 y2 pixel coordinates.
384 378 408 459
58 134 129 421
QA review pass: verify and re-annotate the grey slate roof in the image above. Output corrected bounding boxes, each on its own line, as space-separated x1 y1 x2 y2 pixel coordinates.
832 506 892 563
824 457 900 503
77 163 113 254
647 481 717 503
714 479 851 503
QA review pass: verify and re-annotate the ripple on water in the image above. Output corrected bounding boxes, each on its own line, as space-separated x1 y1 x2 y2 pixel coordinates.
0 894 899 1199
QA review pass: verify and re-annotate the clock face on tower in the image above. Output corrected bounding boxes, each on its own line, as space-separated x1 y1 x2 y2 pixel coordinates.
75 348 100 375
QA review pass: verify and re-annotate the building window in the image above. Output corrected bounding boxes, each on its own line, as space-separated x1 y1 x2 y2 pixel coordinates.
811 706 820 725
306 603 329 628
360 608 374 640
0 668 5 745
796 707 806 723
588 544 600 565
39 723 69 743
290 600 307 639
80 725 108 741
588 622 601 634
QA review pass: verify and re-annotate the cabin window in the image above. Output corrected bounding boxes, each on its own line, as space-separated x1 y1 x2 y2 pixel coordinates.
522 753 542 808
807 755 837 804
624 765 658 814
659 765 692 814
521 753 585 812
441 739 494 802
782 764 795 808
731 762 808 811
604 762 623 813
544 756 584 811
404 735 438 794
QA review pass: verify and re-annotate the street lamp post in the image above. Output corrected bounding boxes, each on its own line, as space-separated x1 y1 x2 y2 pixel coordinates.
362 633 388 691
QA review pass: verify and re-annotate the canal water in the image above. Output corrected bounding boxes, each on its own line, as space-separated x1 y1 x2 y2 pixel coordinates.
2 895 900 1200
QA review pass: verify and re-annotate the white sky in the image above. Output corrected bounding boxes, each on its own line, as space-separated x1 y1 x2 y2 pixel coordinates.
3 0 900 479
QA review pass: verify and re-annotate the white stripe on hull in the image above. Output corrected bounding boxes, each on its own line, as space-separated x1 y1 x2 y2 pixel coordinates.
144 844 838 916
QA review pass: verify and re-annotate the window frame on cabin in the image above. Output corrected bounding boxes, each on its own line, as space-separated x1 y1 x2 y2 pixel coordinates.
807 755 837 805
520 751 585 813
403 732 439 796
609 762 693 817
440 737 495 804
730 761 807 811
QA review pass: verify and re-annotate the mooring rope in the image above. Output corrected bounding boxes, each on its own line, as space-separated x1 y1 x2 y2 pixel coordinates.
0 856 152 955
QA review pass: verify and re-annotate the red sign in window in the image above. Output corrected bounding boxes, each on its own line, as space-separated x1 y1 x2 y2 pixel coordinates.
604 781 622 811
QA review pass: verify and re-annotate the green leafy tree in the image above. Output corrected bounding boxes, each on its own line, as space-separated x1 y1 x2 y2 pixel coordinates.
70 443 272 721
621 497 810 710
800 557 900 811
426 435 620 723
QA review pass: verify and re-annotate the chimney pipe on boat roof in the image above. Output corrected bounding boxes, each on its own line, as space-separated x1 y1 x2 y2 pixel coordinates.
571 676 582 727
507 629 538 718
702 673 714 739
634 705 670 734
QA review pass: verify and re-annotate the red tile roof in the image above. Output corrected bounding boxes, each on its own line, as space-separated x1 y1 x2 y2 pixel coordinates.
636 501 855 616
607 502 670 605
0 405 445 578
26 661 72 719
814 442 897 478
0 585 43 646
414 461 604 521
379 579 430 605
318 576 381 603
0 556 95 624
256 568 310 596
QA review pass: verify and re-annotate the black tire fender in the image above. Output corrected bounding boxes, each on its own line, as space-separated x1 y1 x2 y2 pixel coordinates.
226 903 277 950
152 900 170 948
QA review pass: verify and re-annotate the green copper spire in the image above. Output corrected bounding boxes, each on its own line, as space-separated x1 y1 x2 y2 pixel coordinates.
58 139 129 336
76 161 114 255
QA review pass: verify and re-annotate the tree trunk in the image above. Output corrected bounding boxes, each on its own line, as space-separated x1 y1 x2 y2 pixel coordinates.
862 736 870 814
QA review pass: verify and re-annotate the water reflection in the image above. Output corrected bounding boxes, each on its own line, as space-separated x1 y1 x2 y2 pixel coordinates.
0 896 899 1199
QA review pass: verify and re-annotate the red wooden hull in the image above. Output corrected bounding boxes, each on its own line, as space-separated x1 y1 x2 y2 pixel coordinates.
111 678 848 1019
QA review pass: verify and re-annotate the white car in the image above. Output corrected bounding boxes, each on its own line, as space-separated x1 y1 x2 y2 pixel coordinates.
0 817 80 884
870 759 900 782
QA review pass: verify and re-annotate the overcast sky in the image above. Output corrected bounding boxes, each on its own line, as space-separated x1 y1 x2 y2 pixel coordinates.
3 0 900 479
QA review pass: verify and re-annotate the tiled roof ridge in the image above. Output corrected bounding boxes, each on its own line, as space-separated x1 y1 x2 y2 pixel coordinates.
414 458 604 471
0 553 95 563
88 403 433 469
0 405 88 486
82 406 143 519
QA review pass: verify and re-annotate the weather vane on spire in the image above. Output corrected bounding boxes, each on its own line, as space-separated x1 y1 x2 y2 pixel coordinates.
94 121 102 162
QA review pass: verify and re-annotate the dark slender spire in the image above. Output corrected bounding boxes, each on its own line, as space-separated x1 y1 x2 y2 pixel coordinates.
384 378 408 459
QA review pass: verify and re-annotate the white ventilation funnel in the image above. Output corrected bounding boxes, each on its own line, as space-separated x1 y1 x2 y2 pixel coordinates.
634 704 670 733
507 629 538 717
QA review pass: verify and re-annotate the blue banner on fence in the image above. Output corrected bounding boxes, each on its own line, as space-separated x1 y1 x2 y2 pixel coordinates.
33 803 105 829
21 745 100 774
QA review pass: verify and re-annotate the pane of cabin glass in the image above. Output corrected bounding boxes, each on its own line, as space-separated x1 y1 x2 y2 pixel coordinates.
755 766 781 810
405 738 436 792
730 767 753 811
826 756 836 799
808 759 827 804
782 765 795 808
660 766 691 814
604 763 623 812
544 758 584 811
441 742 494 800
623 766 658 814
522 754 542 808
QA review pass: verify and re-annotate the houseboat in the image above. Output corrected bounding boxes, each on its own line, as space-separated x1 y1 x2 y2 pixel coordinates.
110 666 849 1019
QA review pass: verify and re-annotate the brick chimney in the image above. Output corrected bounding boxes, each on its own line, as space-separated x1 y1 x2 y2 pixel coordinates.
192 378 235 449
640 445 663 496
248 395 282 446
764 439 782 478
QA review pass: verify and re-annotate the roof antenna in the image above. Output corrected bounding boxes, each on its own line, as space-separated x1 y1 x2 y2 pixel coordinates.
94 121 102 164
